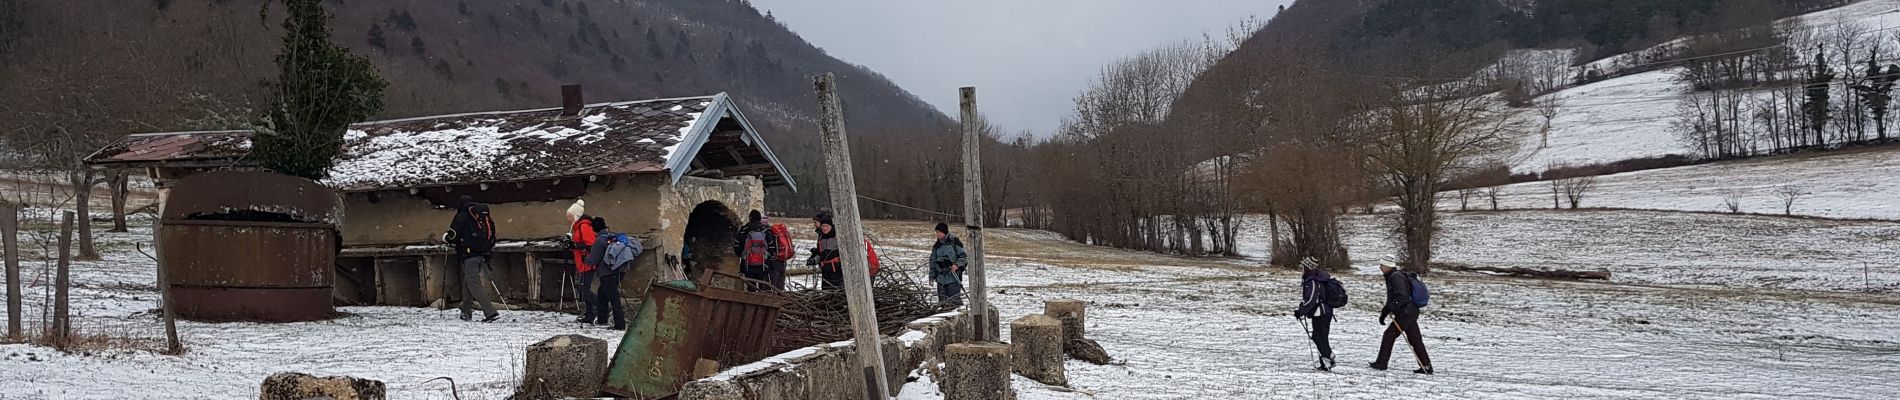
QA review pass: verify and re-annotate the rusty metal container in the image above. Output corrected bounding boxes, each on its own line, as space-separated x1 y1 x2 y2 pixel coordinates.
603 281 784 399
158 171 341 322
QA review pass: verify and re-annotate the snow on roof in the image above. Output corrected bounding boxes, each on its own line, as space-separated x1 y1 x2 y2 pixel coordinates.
86 93 798 191
324 95 717 191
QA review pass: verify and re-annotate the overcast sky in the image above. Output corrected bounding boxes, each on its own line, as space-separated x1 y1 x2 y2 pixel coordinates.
750 0 1290 136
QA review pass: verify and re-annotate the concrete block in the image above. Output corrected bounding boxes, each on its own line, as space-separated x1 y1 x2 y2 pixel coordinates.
259 372 385 400
943 342 1013 400
1010 314 1067 386
1044 298 1086 343
517 334 609 399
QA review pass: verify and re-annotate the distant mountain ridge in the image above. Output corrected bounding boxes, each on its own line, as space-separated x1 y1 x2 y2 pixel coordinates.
0 0 952 204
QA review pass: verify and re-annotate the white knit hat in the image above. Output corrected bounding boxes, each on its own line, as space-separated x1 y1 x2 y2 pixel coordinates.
1378 255 1400 270
567 199 586 219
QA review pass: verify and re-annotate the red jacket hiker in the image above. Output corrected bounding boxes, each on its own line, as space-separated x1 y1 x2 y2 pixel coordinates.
570 215 597 273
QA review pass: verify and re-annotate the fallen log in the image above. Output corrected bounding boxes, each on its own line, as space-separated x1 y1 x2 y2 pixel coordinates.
1437 263 1611 280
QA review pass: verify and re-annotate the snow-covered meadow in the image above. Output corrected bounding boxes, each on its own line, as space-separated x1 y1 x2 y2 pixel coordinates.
4 212 1899 399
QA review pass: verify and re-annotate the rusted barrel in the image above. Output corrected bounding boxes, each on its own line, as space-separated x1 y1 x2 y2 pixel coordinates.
159 171 341 322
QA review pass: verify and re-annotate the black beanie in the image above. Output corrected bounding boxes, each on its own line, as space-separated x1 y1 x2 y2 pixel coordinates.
814 211 833 225
749 210 763 223
935 222 949 234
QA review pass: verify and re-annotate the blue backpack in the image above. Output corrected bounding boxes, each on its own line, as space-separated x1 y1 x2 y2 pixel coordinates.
602 233 642 271
1407 272 1430 308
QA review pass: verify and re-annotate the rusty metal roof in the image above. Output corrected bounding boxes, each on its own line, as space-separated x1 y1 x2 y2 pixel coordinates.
84 130 252 165
85 93 797 192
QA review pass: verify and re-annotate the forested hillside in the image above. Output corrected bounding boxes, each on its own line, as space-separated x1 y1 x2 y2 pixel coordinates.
0 0 955 210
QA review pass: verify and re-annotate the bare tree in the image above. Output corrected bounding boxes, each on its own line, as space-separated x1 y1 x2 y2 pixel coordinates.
1457 188 1478 211
1558 176 1598 209
1720 190 1744 214
1534 96 1561 149
1360 79 1528 274
1485 186 1504 210
1548 178 1563 209
1774 186 1808 215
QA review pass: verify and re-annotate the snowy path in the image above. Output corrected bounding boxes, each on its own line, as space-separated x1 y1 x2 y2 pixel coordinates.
3 214 1897 399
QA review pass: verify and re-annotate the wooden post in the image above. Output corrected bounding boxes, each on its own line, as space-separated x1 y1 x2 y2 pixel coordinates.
155 185 180 354
2 203 19 341
959 86 994 341
813 73 892 400
53 211 74 347
525 254 543 305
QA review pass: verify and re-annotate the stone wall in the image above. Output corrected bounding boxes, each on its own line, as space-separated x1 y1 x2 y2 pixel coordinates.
677 307 984 400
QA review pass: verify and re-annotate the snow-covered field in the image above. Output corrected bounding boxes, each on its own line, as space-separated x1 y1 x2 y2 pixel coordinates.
1231 209 1900 294
952 220 1900 399
1504 0 1900 173
0 214 624 399
1474 147 1900 220
7 211 1900 399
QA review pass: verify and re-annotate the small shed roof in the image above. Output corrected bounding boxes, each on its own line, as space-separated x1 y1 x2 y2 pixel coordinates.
85 93 795 192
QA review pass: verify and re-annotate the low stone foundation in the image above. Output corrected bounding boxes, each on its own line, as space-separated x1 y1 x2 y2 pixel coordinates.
678 305 995 400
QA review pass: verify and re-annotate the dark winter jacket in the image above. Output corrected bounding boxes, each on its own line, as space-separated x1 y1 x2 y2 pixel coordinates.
733 222 782 265
585 229 635 273
445 202 495 258
1381 270 1421 319
1295 268 1333 318
929 235 968 285
809 228 841 271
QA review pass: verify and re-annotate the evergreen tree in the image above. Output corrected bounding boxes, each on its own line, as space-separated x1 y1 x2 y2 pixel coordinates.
1850 49 1900 141
1804 45 1834 147
254 0 387 180
646 28 665 60
366 23 386 50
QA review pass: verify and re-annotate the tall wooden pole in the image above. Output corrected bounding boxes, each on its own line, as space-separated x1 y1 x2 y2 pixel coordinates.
960 87 993 342
2 204 20 341
813 73 892 400
53 211 74 347
156 186 180 354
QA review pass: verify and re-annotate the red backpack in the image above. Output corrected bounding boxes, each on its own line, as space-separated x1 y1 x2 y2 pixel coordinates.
864 239 881 276
742 230 770 267
769 223 795 261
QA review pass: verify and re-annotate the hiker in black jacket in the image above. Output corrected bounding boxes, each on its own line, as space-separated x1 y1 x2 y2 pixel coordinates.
1293 257 1336 371
1371 257 1432 374
442 196 499 323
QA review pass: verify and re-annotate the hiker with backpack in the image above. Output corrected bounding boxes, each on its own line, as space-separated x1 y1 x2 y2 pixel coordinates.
1371 256 1433 375
584 217 641 330
1294 257 1344 371
443 196 499 323
733 210 782 292
764 216 794 290
566 200 600 324
807 212 843 289
929 223 968 307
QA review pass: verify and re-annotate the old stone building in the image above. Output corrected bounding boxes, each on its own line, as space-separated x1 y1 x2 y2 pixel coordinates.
86 90 796 308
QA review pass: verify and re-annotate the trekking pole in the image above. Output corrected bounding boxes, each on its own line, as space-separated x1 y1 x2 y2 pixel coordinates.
1297 316 1317 368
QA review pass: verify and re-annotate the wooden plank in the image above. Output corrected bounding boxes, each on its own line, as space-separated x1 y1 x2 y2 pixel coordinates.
525 253 543 304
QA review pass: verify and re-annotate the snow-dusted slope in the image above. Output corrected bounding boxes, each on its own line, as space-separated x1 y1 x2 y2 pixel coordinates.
1473 147 1900 220
1508 0 1900 173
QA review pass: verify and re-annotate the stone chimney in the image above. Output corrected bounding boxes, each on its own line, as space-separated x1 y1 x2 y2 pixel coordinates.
561 84 584 116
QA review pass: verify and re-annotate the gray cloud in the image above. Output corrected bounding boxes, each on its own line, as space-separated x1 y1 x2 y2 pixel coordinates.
751 0 1290 137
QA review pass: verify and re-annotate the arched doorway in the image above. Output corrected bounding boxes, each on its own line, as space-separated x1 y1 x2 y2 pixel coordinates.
682 200 740 279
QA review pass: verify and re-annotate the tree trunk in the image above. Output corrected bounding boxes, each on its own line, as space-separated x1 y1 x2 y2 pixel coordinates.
109 172 130 233
72 170 100 261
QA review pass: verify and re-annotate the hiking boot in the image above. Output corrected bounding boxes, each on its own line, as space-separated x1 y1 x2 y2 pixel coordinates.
1368 363 1388 371
1414 366 1434 375
481 314 501 323
576 316 596 324
1320 356 1336 371
459 314 472 322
